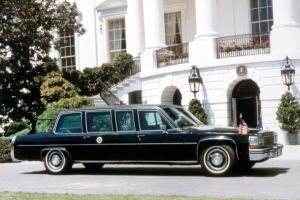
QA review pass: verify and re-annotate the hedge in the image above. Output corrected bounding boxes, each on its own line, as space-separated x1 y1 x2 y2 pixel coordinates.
0 137 12 163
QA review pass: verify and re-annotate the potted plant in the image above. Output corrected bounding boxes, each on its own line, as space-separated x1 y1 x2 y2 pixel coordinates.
276 91 300 144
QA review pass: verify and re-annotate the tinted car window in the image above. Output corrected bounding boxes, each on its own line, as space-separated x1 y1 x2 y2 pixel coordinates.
86 112 112 132
116 111 135 131
163 107 200 127
56 113 82 133
139 111 169 130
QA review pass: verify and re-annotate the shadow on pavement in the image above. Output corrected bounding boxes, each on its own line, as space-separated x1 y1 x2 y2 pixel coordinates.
23 165 289 177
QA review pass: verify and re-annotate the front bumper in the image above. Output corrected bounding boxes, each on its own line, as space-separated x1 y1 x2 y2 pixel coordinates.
249 144 283 161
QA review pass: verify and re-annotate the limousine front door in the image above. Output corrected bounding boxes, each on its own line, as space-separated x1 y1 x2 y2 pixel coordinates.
136 110 187 161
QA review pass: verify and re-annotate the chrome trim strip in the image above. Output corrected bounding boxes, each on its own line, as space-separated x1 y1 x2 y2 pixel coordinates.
76 160 198 164
18 142 197 147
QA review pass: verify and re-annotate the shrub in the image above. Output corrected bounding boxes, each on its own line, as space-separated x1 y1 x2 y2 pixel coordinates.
0 137 11 163
276 91 300 133
188 98 208 125
4 120 30 137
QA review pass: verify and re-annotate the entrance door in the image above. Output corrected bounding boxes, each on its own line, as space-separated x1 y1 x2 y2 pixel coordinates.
232 80 261 128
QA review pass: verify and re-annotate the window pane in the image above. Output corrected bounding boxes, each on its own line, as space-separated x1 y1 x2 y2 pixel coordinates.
259 0 267 7
108 18 126 61
87 112 112 132
56 113 82 133
268 7 273 19
164 12 182 45
116 111 135 131
251 9 259 21
252 23 260 33
267 0 272 6
260 7 268 21
251 0 258 9
261 21 269 33
139 111 168 130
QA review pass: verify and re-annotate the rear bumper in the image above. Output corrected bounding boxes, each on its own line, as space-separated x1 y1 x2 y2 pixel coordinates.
249 144 283 161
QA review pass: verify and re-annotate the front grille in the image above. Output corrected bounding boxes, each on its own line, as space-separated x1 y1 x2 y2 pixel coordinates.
263 132 275 147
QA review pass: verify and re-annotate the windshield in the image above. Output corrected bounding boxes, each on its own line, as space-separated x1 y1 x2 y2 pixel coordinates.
163 107 202 128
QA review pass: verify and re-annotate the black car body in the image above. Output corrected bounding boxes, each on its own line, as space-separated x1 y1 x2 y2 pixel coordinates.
11 105 283 175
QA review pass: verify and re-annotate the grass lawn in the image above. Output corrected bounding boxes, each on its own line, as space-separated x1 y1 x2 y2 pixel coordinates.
0 192 258 200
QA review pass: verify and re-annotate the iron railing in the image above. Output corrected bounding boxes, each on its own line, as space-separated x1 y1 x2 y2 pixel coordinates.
130 56 141 75
156 43 189 68
216 32 270 58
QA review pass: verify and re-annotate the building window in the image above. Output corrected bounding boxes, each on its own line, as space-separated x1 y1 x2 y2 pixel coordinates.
59 29 76 72
108 18 126 61
250 0 273 34
164 12 182 45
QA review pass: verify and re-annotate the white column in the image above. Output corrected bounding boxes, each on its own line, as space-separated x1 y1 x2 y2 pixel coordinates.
141 0 166 74
126 0 145 57
195 0 218 38
189 0 218 63
142 0 165 50
271 0 300 56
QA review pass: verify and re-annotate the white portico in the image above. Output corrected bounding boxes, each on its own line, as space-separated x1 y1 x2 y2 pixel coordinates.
63 0 300 144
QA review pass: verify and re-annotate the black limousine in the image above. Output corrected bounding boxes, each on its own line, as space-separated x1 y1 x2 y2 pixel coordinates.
11 105 283 175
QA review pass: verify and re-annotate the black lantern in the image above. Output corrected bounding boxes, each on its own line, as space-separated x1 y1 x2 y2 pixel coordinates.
281 56 295 91
188 66 202 98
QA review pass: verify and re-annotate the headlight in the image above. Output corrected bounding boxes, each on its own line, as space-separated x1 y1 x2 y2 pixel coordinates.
249 135 264 148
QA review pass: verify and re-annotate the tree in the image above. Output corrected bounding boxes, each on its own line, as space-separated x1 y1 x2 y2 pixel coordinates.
276 91 300 134
188 98 208 124
0 0 84 132
40 72 78 106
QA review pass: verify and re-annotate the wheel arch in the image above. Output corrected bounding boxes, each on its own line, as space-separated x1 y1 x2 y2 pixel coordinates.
40 147 72 161
196 136 240 162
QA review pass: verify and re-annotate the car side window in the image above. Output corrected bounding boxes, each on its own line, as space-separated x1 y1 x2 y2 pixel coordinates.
55 113 82 134
139 111 169 131
86 111 112 132
116 111 135 131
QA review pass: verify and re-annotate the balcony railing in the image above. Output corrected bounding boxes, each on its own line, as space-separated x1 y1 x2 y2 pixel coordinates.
156 43 189 68
216 32 270 59
130 56 141 75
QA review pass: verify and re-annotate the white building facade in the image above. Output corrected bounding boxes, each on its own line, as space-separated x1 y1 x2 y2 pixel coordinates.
58 0 300 144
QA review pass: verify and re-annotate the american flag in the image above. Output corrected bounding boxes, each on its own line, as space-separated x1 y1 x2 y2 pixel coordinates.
239 118 249 135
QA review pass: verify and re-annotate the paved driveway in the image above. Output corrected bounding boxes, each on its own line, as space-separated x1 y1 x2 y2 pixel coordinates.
0 159 299 199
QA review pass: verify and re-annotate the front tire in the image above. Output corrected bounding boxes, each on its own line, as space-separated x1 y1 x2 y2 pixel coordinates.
43 150 72 174
200 145 236 176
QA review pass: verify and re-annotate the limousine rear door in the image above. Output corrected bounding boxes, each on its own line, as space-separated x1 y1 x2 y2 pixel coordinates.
136 110 187 161
84 110 121 161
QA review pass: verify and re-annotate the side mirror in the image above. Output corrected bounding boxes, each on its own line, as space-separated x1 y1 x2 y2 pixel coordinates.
160 124 167 131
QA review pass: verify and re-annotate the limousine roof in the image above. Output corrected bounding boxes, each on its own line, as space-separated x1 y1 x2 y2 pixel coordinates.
60 104 183 113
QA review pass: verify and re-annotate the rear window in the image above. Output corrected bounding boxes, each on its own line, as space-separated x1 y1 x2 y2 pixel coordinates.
55 113 82 134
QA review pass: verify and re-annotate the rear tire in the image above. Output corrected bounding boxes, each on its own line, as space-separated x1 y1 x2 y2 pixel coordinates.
200 145 236 176
43 150 72 174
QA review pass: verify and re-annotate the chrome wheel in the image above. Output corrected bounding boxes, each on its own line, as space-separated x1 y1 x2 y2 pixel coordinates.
44 150 71 174
201 145 236 176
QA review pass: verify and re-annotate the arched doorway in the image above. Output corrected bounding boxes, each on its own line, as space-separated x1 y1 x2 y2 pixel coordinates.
231 79 261 128
161 86 182 105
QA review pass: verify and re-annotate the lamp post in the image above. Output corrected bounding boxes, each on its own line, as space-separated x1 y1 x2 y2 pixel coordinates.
281 56 295 91
188 66 202 98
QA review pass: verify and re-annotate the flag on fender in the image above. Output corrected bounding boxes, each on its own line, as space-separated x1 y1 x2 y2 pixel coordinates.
239 118 249 135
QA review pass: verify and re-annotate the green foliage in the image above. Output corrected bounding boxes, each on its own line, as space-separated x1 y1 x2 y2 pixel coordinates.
112 52 133 81
0 0 83 130
188 98 208 125
4 120 30 137
0 137 11 163
47 96 93 109
276 91 300 134
40 72 78 105
15 128 31 136
63 53 133 96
